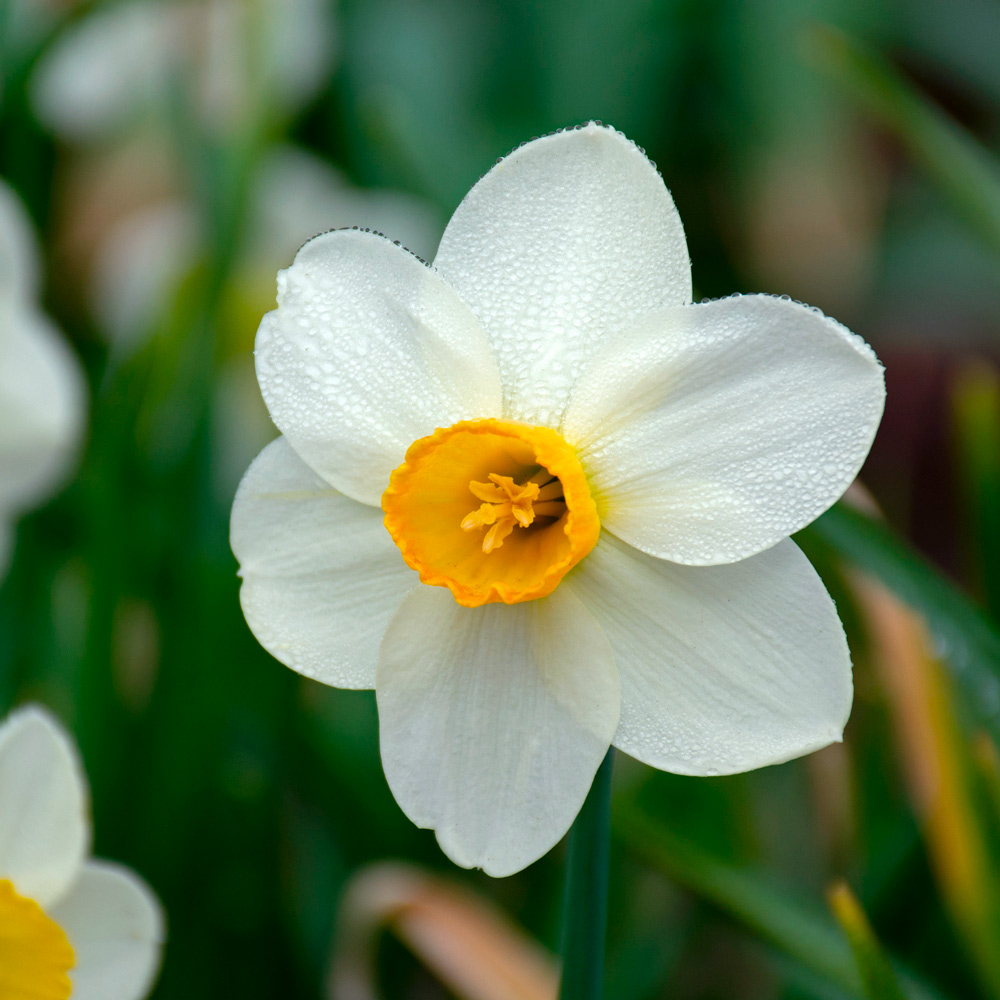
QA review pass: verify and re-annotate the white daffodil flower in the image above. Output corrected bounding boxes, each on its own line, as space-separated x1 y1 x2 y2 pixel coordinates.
231 124 885 877
0 179 85 577
0 705 164 999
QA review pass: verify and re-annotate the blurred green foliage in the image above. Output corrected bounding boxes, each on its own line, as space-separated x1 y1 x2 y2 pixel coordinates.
3 0 1000 998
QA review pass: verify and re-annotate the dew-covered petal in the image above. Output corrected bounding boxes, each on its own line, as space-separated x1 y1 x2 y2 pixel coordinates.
568 534 852 775
255 229 502 506
564 294 885 564
0 305 86 516
51 860 164 1000
377 584 619 876
231 436 417 690
433 123 691 427
0 706 89 908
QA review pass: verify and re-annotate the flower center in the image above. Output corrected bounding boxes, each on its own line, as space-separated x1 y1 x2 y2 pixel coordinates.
460 469 568 553
0 879 74 1000
383 419 599 607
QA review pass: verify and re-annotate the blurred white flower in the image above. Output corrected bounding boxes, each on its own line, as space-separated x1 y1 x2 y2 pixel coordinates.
249 145 440 272
0 705 164 1000
31 0 336 141
92 145 438 349
31 2 178 141
231 124 885 876
91 199 199 349
0 179 85 577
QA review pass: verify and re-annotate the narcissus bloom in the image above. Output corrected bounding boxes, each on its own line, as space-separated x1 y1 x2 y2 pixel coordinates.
232 124 885 876
0 179 85 577
0 706 163 999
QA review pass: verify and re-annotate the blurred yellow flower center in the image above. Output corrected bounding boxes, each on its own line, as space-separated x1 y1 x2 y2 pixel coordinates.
0 879 74 1000
383 419 600 607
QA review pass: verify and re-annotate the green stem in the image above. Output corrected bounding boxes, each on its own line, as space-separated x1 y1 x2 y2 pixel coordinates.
559 748 614 1000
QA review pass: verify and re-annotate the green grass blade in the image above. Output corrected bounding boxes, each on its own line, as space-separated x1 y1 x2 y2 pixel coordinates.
829 882 909 1000
559 749 614 1000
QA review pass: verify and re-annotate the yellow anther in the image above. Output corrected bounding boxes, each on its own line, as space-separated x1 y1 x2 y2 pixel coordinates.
460 503 498 531
461 473 550 552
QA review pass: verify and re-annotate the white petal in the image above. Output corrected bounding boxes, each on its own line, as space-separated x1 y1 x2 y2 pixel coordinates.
564 294 885 564
231 437 417 689
0 304 86 514
568 534 852 775
377 584 619 876
0 706 89 907
0 179 39 296
0 179 85 526
255 229 502 505
51 860 164 1000
433 123 691 426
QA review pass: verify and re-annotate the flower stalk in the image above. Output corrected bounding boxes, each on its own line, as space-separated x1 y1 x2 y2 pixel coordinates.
558 748 614 1000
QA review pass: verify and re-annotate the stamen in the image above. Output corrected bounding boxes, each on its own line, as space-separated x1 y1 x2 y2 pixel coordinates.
460 503 498 531
461 471 565 552
483 519 515 553
532 500 567 519
535 480 565 502
526 468 557 486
